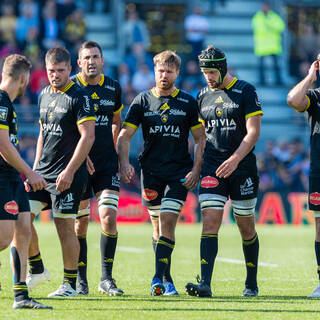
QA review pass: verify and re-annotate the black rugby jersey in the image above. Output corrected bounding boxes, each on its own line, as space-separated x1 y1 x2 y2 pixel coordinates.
0 90 20 179
35 81 95 180
124 87 202 179
197 77 263 175
72 73 123 172
304 89 320 177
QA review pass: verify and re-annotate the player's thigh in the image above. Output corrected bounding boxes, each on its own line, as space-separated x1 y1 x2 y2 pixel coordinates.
28 187 51 217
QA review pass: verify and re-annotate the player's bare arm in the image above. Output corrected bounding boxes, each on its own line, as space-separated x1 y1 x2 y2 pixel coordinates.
56 119 95 192
112 111 121 151
0 128 46 191
287 60 318 112
183 125 206 190
33 125 44 170
216 115 261 179
117 125 136 183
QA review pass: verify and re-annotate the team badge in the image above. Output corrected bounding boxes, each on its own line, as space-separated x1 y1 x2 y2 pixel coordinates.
216 107 223 117
4 201 19 215
48 112 54 120
142 189 158 201
161 114 168 123
310 192 320 205
200 176 219 188
0 106 8 120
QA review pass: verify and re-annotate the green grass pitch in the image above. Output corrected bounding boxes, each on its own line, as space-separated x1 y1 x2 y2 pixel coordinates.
1 223 320 319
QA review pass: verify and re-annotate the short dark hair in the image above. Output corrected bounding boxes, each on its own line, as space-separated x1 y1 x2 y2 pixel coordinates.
2 54 32 80
45 47 71 65
78 41 103 57
153 50 181 70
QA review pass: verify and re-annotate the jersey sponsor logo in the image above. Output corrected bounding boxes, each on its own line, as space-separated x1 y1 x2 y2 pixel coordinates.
149 125 180 137
83 95 91 113
105 85 115 91
4 200 19 215
223 102 239 109
42 123 63 136
200 176 219 188
10 133 18 146
177 97 189 103
313 122 320 135
232 88 242 93
255 91 261 107
169 109 186 116
0 106 8 120
55 107 68 113
216 107 223 117
206 118 236 128
95 114 109 126
48 100 56 107
240 178 254 196
310 192 320 205
202 105 214 112
215 96 224 103
91 92 100 99
142 189 158 201
100 99 114 107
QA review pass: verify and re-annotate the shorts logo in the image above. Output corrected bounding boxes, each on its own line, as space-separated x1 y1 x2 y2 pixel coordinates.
142 189 158 201
240 178 254 196
59 193 74 210
4 201 19 215
200 176 219 188
310 192 320 205
112 173 120 188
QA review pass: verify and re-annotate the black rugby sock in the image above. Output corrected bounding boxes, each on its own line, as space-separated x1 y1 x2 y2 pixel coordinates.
242 234 259 289
200 234 218 286
152 237 173 283
13 282 29 302
101 231 118 281
154 236 175 280
77 236 87 283
28 252 44 275
63 269 77 290
315 241 320 280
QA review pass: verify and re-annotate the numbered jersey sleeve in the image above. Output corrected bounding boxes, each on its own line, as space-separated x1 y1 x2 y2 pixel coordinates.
73 93 96 125
123 94 143 130
242 83 263 119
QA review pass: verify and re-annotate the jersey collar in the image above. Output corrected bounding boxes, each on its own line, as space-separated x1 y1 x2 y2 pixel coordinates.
151 87 179 98
225 77 238 90
50 81 75 94
77 73 104 87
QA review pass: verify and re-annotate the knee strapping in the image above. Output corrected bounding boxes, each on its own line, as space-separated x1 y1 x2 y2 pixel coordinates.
160 198 184 215
147 205 161 218
98 194 119 211
232 198 257 217
199 194 227 212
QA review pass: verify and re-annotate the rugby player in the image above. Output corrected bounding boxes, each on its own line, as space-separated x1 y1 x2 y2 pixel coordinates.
118 50 205 296
185 46 263 297
287 55 320 297
0 54 51 309
72 41 123 296
26 47 95 297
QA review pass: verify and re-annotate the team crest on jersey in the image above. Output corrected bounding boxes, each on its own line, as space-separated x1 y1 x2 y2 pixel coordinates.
215 96 224 103
216 107 223 117
91 92 100 99
161 114 168 123
0 106 8 121
94 104 99 112
142 189 158 201
4 201 19 215
48 100 56 107
310 192 320 205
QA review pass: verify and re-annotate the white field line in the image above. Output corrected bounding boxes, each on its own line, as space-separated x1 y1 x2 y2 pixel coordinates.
217 257 278 268
117 246 145 253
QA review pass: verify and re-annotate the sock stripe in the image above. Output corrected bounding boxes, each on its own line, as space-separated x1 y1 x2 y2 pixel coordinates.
243 234 258 245
101 231 118 238
64 273 77 278
201 234 218 239
13 285 28 290
157 239 175 249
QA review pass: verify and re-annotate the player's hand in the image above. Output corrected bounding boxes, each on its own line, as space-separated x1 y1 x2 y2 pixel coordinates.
25 171 47 191
216 156 240 179
56 169 74 192
308 60 319 82
119 163 135 183
181 170 200 190
86 156 95 175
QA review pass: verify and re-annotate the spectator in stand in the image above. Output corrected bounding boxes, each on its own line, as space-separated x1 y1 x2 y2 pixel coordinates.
132 63 154 92
123 10 150 53
18 95 35 123
22 26 43 66
251 1 285 85
15 4 39 48
184 6 209 60
64 9 86 49
0 4 17 44
40 0 59 50
56 0 77 22
29 60 49 101
117 62 131 93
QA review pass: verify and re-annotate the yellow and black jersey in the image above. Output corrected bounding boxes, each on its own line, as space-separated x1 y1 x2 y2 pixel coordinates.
36 82 95 180
72 73 123 173
305 88 320 177
197 77 263 176
124 87 202 179
0 90 20 179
